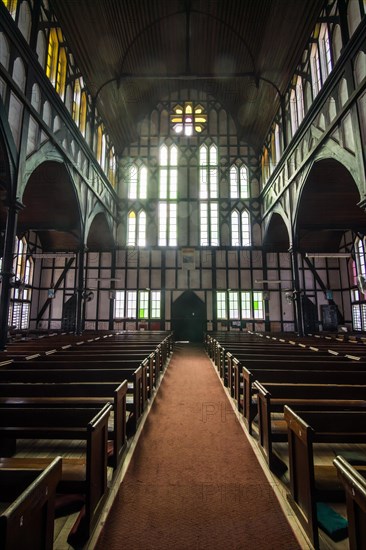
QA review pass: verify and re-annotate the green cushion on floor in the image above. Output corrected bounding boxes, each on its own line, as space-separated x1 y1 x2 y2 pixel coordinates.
316 502 348 542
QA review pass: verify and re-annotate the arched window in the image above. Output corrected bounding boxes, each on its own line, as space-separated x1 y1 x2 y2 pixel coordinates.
261 147 270 185
231 210 240 246
289 76 305 136
101 133 107 170
160 144 177 199
55 47 67 100
128 164 147 199
18 1 31 42
230 164 249 199
108 148 117 188
310 23 332 99
348 0 363 37
200 144 219 246
96 124 103 165
295 75 305 124
127 210 146 247
319 23 332 81
230 166 239 198
137 211 146 246
3 0 17 18
12 57 26 92
240 165 249 198
72 79 81 125
310 42 322 98
127 211 137 246
241 210 251 246
46 28 59 86
274 124 281 162
79 91 87 136
159 145 177 246
230 208 251 247
290 88 298 135
199 144 218 199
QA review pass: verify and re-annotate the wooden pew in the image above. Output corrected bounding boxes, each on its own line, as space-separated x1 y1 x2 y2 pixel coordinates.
0 381 127 470
284 407 366 549
30 352 159 396
242 366 366 433
0 363 146 433
334 455 366 550
209 335 366 376
227 352 364 401
0 403 111 545
0 456 62 550
11 355 157 398
231 356 366 414
255 382 366 471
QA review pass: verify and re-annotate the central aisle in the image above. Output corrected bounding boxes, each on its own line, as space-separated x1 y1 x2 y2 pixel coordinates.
95 343 302 549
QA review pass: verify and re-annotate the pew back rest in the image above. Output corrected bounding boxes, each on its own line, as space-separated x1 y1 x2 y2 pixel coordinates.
334 455 366 550
0 456 62 550
86 403 111 521
255 381 366 400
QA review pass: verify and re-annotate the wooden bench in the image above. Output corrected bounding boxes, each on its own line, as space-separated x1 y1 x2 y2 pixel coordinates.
227 351 365 395
242 366 366 433
0 456 62 550
0 403 111 546
32 352 159 396
0 381 127 470
230 356 366 416
284 407 366 549
255 382 366 471
11 354 157 398
0 364 146 433
334 455 366 550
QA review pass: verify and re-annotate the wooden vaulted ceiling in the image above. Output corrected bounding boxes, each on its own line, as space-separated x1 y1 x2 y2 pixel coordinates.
50 0 326 153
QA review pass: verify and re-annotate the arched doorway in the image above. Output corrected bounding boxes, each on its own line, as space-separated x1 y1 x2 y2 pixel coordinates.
171 291 206 342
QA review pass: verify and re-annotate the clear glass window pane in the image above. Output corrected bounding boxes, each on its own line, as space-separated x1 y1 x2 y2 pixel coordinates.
241 292 251 318
228 291 239 319
127 212 136 246
159 203 167 246
129 164 138 199
241 211 251 246
200 203 209 246
169 203 177 246
253 291 264 319
127 291 137 318
138 291 149 319
230 166 238 198
114 291 125 317
151 291 161 318
210 202 219 246
217 291 227 319
231 211 240 246
240 165 249 198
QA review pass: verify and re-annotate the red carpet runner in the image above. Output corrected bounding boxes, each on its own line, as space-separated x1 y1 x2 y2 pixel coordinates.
95 343 301 549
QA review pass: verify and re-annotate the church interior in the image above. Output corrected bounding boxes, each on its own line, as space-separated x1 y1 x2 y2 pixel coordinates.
1 0 366 549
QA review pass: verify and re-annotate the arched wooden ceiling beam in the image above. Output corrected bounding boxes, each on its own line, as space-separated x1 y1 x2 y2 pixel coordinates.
93 5 286 103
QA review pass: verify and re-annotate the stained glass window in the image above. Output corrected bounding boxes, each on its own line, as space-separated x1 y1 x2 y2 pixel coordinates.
171 102 207 135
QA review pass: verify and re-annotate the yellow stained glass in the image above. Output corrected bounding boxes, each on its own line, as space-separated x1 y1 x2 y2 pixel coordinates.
171 102 207 135
3 0 17 17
